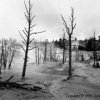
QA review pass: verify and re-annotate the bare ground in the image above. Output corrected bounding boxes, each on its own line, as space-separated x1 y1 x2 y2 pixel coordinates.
1 58 100 100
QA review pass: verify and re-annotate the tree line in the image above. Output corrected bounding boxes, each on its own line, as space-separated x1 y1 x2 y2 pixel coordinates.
79 36 100 51
0 38 20 74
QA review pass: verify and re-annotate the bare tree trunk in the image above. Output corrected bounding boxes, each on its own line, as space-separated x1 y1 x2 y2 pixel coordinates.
8 48 16 70
3 40 8 70
69 35 72 77
93 31 96 68
0 41 4 74
0 57 1 75
44 41 47 63
22 36 29 78
35 48 37 64
50 44 52 62
54 48 57 62
37 47 39 65
62 49 65 64
62 30 66 64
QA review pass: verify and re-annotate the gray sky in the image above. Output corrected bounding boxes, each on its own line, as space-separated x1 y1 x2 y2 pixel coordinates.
0 0 100 41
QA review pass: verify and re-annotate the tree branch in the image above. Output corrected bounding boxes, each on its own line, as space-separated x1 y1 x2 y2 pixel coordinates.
24 13 29 22
22 40 26 46
19 31 27 43
61 14 70 35
30 30 46 35
73 23 76 30
28 46 37 51
24 1 29 15
61 15 67 28
24 27 28 33
20 45 25 52
22 30 28 37
29 38 34 44
30 15 35 21
30 3 33 11
30 24 37 29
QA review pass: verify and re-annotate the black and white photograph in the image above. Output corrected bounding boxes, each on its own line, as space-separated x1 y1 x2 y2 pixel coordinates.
0 0 100 100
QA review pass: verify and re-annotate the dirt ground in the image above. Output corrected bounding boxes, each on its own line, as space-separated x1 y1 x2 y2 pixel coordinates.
0 55 100 100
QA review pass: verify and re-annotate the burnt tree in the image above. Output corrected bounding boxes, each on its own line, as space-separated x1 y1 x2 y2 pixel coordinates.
62 29 66 64
20 0 45 78
2 39 8 69
8 46 16 70
49 43 52 62
37 47 40 65
61 8 76 79
43 40 48 63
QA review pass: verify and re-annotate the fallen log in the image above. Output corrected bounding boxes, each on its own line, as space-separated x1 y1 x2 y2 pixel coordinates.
0 76 42 91
4 75 14 83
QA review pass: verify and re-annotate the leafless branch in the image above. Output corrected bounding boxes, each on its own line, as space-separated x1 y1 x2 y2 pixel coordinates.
22 30 28 37
22 40 26 46
30 15 35 21
73 23 76 29
24 1 29 15
70 8 76 35
30 24 37 29
19 31 27 43
29 38 34 44
24 27 28 33
28 46 37 51
30 30 46 35
29 0 31 11
61 14 70 35
24 13 29 22
61 15 67 28
20 45 25 52
30 3 33 11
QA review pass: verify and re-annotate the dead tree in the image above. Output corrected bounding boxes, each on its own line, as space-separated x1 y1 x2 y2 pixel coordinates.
62 29 66 64
19 0 45 78
34 41 38 64
61 8 76 79
0 40 4 73
93 31 99 68
2 39 8 69
0 40 5 74
43 40 48 63
8 46 16 70
37 47 39 65
35 47 38 64
49 43 52 62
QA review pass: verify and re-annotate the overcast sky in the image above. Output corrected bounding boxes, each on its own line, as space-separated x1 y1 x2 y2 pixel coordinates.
0 0 100 41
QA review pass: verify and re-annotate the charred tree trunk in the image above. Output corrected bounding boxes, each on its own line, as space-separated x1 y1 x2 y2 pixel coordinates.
0 55 1 75
62 49 65 64
22 34 30 78
8 48 16 70
62 31 66 64
35 48 37 64
93 32 96 68
69 35 72 77
37 47 39 65
50 44 52 62
0 41 4 74
3 40 8 70
44 41 47 63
